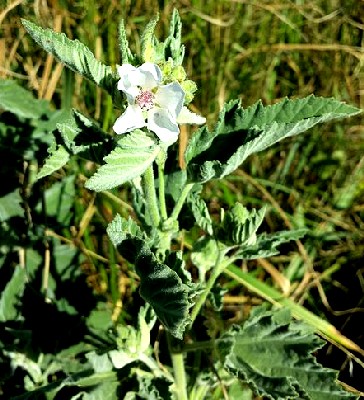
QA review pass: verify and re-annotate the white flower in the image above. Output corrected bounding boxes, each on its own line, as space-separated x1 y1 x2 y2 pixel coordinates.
113 62 205 144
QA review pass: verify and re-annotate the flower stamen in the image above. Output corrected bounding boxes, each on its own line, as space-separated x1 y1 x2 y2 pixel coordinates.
136 90 154 111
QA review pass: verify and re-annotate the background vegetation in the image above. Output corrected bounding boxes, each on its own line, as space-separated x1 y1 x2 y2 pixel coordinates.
1 0 363 396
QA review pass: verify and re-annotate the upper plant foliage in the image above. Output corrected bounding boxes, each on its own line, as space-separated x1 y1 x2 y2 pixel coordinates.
21 19 116 94
185 96 361 183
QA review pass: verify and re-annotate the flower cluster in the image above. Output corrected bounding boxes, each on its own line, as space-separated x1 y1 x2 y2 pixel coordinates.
113 63 205 145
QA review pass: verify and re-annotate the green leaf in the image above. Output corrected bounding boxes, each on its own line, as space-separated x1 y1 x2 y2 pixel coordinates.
219 307 357 400
107 214 145 248
163 9 185 65
56 110 114 163
135 371 173 400
107 215 191 338
118 19 136 65
188 192 213 236
21 19 116 93
185 96 362 183
37 143 70 179
37 175 75 225
0 266 27 321
141 15 160 63
232 229 307 261
86 130 160 191
0 79 49 119
0 190 23 222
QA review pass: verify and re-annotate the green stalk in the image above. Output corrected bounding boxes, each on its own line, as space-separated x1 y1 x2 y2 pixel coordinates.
143 165 160 227
168 334 188 400
157 151 168 220
170 183 194 221
190 249 230 326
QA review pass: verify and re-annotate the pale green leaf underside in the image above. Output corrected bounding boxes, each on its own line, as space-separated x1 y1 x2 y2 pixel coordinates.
37 144 70 179
86 130 160 191
21 19 115 93
221 307 357 400
186 95 361 183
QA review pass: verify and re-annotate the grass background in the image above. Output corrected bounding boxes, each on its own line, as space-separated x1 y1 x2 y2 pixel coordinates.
1 0 364 393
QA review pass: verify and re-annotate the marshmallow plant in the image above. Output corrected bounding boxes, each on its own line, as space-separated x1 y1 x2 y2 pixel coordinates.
21 10 361 400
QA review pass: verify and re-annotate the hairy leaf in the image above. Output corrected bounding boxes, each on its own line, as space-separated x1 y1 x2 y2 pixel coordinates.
37 144 70 179
21 19 116 93
141 15 160 63
188 192 213 235
219 307 357 400
232 229 307 261
0 79 49 119
56 110 114 162
86 130 160 191
185 96 362 183
163 9 185 65
118 19 136 65
107 215 191 338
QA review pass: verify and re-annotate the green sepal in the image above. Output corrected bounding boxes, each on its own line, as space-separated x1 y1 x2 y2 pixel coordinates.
107 215 192 339
21 19 116 94
217 204 266 246
185 96 362 184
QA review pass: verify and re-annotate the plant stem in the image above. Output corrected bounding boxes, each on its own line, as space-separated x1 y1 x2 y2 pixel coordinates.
190 251 230 326
157 151 168 220
170 183 194 221
168 334 188 400
143 165 160 227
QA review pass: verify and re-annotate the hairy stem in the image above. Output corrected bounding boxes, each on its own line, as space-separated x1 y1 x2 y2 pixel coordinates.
157 151 168 220
143 165 160 227
168 334 188 400
190 251 230 326
170 183 194 221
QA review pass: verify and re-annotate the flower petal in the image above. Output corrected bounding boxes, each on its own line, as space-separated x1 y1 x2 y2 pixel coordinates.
138 63 162 89
147 108 179 144
155 82 185 118
117 64 143 102
113 105 146 134
177 106 206 125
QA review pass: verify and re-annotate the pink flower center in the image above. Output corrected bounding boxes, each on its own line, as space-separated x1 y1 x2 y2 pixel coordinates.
136 90 154 111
